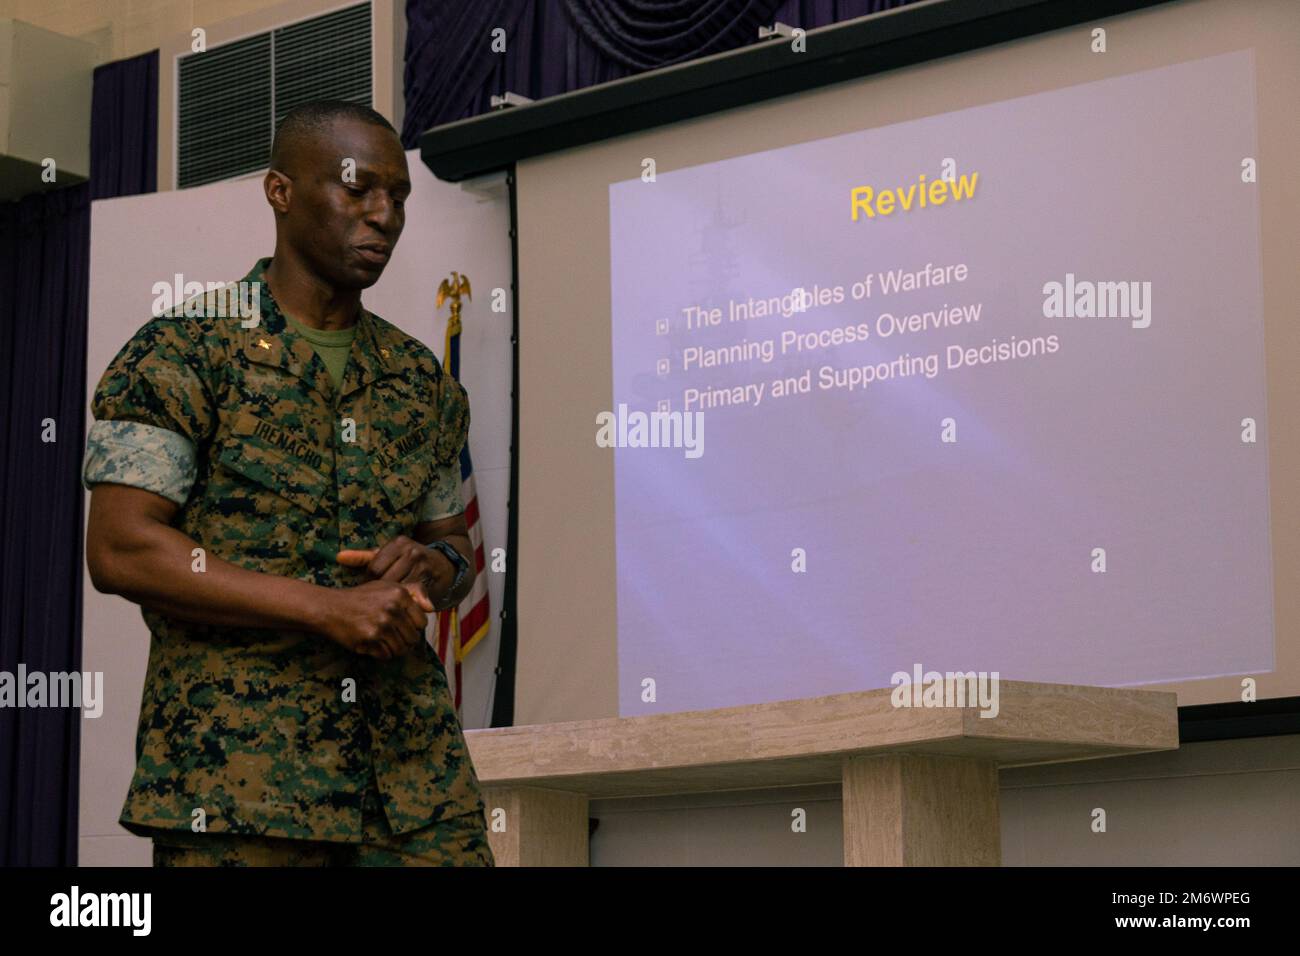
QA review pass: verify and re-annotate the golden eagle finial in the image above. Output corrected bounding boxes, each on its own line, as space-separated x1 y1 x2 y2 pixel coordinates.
436 271 472 309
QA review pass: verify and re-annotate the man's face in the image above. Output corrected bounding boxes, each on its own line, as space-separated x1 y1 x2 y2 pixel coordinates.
279 116 411 290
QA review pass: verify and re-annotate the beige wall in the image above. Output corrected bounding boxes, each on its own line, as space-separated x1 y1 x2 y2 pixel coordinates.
0 18 97 197
0 0 404 192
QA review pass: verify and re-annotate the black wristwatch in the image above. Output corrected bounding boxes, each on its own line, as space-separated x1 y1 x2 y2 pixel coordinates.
426 539 469 609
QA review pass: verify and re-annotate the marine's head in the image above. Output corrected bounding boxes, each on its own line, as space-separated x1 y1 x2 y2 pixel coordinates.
264 100 409 290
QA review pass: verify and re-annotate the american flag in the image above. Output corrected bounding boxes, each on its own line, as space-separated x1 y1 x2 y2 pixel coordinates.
434 309 490 714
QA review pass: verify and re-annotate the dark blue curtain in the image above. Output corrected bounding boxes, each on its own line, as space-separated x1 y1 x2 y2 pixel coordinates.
402 0 919 145
90 52 159 200
0 186 90 868
0 50 157 867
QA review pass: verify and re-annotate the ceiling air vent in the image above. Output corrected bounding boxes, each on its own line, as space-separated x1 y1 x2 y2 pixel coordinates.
176 2 372 189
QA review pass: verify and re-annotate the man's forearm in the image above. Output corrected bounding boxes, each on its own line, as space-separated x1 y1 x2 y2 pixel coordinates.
94 517 333 635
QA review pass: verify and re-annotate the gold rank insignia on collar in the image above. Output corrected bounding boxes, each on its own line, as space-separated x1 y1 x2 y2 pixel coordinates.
380 347 390 358
257 338 272 349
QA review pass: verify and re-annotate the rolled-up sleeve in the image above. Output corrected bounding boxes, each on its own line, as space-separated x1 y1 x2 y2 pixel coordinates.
83 420 197 506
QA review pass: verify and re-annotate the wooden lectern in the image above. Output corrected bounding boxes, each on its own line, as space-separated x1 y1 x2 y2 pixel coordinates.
465 681 1178 866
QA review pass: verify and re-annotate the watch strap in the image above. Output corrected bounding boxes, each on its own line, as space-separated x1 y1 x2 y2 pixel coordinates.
426 539 469 608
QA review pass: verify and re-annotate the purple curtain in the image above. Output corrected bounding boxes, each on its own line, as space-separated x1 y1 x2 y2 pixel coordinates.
402 0 918 144
0 50 157 867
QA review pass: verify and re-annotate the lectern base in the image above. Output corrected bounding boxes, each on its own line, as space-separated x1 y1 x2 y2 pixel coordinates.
842 753 1000 866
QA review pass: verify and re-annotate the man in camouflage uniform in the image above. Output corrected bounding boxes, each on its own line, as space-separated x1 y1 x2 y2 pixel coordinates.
82 101 493 866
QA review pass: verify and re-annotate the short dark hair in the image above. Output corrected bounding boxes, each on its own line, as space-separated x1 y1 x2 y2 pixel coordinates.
270 100 398 171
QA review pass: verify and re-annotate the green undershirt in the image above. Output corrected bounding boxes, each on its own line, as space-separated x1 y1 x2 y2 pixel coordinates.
282 311 356 391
